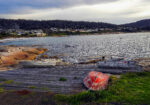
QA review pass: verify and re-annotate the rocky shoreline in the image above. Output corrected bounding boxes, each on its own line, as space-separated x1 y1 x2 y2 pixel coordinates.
0 45 149 95
0 45 47 71
0 45 149 72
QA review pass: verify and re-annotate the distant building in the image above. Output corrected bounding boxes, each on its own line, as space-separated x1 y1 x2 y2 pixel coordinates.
50 28 58 32
32 30 47 37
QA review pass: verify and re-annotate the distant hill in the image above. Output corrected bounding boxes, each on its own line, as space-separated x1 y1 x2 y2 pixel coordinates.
123 19 150 30
0 19 117 30
1 18 150 31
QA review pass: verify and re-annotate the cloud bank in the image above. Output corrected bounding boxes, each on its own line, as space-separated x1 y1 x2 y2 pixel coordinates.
0 0 150 24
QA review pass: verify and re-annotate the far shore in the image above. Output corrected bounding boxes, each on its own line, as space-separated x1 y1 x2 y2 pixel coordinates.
0 31 150 42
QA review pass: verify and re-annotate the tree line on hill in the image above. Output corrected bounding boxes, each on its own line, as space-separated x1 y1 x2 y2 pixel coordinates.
0 19 117 30
0 18 150 37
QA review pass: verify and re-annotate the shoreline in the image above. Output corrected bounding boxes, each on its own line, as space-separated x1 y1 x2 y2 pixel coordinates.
0 32 150 105
0 31 150 42
1 32 150 71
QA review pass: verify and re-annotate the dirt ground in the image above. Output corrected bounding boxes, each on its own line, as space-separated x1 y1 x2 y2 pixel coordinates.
0 91 57 105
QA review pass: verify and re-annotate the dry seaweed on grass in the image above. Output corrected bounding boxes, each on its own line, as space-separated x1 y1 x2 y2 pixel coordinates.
16 90 31 96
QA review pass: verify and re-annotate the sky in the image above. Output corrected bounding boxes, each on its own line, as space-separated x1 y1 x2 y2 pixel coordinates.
0 0 150 24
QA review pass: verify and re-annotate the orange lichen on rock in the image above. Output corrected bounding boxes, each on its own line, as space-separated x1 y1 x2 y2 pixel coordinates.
0 46 47 71
12 51 37 60
0 56 18 66
24 48 47 55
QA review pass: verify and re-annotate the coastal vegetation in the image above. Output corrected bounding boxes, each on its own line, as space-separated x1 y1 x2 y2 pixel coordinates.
55 72 150 105
0 72 149 104
59 77 67 81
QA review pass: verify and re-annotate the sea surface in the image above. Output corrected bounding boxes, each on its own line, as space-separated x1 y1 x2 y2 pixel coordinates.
1 33 150 63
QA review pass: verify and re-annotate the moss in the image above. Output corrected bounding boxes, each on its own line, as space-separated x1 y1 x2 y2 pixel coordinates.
4 80 13 84
0 87 4 93
41 87 50 91
59 77 67 81
28 86 37 89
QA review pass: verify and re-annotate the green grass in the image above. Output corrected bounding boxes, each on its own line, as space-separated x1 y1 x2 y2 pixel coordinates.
4 80 13 84
55 72 150 105
41 87 51 91
59 77 67 81
28 86 37 89
0 87 4 93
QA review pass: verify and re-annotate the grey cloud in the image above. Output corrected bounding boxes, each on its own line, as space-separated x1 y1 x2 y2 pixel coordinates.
0 0 119 14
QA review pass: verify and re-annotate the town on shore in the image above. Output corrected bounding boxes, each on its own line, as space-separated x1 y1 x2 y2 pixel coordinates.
0 18 150 38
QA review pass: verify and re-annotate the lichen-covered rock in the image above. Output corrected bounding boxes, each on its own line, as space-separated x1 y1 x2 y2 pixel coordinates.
0 46 47 71
83 71 110 91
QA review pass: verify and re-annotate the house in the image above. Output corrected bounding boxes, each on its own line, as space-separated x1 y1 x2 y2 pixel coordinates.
33 30 47 37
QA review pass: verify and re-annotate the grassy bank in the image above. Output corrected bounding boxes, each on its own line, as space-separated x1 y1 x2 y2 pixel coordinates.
0 72 150 105
55 72 150 105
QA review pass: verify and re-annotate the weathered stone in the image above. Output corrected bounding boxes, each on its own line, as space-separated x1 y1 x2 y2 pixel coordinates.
79 59 104 64
83 71 110 91
20 58 70 67
0 46 47 71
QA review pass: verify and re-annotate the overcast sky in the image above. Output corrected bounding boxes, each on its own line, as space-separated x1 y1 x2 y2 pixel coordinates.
0 0 150 24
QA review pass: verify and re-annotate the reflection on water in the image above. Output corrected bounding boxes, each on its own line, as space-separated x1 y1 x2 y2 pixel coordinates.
1 33 150 63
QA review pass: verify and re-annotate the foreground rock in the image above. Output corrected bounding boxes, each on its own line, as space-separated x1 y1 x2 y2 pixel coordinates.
134 58 150 71
83 71 110 91
98 59 142 70
0 46 47 71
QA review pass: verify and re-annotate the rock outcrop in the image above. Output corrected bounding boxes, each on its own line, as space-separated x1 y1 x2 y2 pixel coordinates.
0 46 47 70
